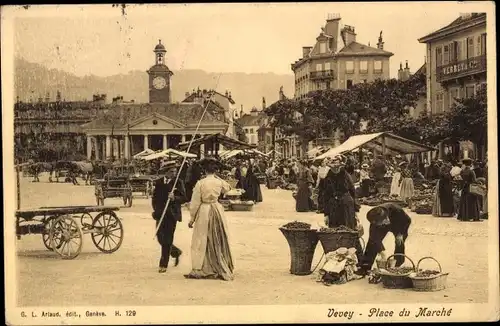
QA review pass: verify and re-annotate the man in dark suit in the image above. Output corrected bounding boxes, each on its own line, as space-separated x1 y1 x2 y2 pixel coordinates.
152 161 187 273
356 202 411 276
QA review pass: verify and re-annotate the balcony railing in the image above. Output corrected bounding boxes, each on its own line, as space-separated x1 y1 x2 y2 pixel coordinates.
437 54 486 83
310 70 335 80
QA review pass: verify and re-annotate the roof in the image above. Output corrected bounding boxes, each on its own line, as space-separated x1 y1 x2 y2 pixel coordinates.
182 90 235 105
154 41 166 52
414 62 426 76
336 41 394 57
315 132 436 160
177 133 256 151
81 102 225 131
236 111 267 127
418 13 486 43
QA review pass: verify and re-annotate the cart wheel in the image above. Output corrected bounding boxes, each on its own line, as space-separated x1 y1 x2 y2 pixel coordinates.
42 217 63 251
91 211 124 253
49 214 83 259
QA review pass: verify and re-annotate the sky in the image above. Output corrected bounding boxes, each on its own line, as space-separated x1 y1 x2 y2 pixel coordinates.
7 2 490 78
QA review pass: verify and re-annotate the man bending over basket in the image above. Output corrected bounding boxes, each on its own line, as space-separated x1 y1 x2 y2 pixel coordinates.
356 203 411 276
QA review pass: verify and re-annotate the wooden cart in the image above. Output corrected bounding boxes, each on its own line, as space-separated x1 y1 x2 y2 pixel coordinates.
94 176 133 207
129 175 154 198
14 164 124 259
16 206 124 259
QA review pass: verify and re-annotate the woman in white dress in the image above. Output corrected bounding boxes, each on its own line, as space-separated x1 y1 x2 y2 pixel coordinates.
390 165 402 196
185 157 235 281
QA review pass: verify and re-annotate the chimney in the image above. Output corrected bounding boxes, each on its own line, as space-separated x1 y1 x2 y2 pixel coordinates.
225 90 229 97
262 96 266 110
324 13 341 53
341 25 356 46
377 31 384 50
302 47 312 58
398 62 403 81
240 104 244 117
404 61 411 81
279 86 285 100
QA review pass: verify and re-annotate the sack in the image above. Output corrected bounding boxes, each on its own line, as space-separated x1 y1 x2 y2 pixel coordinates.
470 183 486 196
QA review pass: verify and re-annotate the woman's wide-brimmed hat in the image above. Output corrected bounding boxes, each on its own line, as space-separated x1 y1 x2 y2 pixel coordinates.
361 163 369 168
462 157 473 163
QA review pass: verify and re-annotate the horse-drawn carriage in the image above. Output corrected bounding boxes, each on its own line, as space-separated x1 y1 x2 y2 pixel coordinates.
94 176 133 207
15 163 124 259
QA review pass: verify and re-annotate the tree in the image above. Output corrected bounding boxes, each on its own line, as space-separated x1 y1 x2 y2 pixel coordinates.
448 85 487 158
265 98 324 155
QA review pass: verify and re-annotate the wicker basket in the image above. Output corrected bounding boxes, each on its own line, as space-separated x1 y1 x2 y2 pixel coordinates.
231 203 254 211
409 256 449 292
317 230 360 254
279 227 319 276
378 254 416 289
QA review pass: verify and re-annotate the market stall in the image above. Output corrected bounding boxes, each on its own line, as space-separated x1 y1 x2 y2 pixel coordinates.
315 132 436 161
177 133 256 157
142 148 197 161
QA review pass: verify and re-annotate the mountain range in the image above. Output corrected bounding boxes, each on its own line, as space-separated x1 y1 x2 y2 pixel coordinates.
14 58 295 112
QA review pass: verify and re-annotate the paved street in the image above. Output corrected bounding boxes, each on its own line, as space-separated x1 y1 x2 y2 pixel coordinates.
16 174 489 306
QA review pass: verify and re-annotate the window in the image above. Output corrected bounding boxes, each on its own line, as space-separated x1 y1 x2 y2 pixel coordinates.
374 60 382 72
443 45 449 65
319 42 326 53
456 41 462 61
346 61 354 73
347 79 353 89
245 129 249 134
360 61 368 72
326 81 331 89
435 93 444 113
465 85 475 98
266 135 271 144
325 62 331 71
250 128 254 134
316 63 322 72
450 42 458 63
476 35 482 56
467 37 474 58
436 47 443 67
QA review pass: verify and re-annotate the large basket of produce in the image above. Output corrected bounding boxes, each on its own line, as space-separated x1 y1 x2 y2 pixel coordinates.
230 200 254 211
279 221 319 276
409 256 449 292
317 226 359 254
378 254 416 289
415 205 433 215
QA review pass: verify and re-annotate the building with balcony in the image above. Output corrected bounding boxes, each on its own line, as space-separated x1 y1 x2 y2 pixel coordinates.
291 14 394 99
418 13 486 160
418 13 486 115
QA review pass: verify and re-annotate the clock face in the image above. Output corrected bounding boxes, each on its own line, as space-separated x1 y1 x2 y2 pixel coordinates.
153 76 167 90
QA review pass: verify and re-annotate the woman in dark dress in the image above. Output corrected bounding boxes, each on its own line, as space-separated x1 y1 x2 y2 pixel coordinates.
242 164 263 203
433 163 455 217
323 156 357 229
457 158 481 221
295 160 315 212
316 158 331 214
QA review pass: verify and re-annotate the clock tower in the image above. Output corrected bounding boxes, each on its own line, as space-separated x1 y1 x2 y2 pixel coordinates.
147 39 173 103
